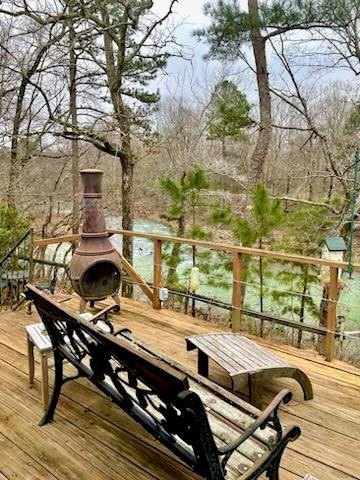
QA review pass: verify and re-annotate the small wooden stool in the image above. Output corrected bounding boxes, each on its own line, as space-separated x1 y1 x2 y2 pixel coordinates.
25 323 53 410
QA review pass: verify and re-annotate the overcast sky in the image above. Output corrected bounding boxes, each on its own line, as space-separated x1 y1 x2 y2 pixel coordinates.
153 0 209 25
149 1 357 103
151 0 221 98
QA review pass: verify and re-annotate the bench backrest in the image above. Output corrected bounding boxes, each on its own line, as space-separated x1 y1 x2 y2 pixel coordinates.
25 285 223 479
26 285 188 398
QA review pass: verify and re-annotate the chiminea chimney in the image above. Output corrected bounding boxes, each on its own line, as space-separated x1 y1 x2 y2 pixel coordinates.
69 169 121 311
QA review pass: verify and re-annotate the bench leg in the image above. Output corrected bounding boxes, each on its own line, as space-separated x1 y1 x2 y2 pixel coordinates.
266 455 281 480
39 349 63 426
198 351 209 377
41 353 50 410
27 334 35 388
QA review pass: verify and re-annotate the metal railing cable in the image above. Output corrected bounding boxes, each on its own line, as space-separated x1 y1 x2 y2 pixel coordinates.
119 275 360 341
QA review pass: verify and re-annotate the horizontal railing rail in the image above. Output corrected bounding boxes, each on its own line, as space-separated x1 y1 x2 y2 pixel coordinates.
33 230 360 271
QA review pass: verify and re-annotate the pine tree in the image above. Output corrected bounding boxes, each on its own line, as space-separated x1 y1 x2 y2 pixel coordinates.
196 0 356 184
271 205 336 347
211 184 282 330
160 168 211 292
207 80 252 158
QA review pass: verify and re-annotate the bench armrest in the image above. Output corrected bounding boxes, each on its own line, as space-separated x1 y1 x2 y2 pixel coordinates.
218 389 293 468
87 304 120 334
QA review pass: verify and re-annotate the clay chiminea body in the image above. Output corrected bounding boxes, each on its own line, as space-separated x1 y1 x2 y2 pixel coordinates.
69 169 121 311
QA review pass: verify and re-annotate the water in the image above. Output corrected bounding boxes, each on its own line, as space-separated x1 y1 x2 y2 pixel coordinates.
108 217 171 283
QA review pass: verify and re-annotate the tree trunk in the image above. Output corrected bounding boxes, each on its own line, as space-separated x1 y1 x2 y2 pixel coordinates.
98 3 135 297
221 137 226 160
119 103 134 298
248 0 272 185
69 1 80 235
308 177 313 201
121 153 134 297
327 175 334 201
285 176 290 212
8 82 26 203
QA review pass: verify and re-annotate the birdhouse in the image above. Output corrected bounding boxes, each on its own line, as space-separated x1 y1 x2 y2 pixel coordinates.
321 237 347 279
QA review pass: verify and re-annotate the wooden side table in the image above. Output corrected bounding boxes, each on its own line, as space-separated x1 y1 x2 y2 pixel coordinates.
25 323 53 410
186 333 313 406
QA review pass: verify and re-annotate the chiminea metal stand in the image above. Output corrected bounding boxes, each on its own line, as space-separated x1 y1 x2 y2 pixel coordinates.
68 169 122 313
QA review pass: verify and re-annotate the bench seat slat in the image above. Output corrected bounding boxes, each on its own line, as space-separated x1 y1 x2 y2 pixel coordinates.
207 414 265 463
189 381 274 444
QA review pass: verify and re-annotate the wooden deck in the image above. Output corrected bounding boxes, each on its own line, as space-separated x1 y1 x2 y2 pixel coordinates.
0 296 359 480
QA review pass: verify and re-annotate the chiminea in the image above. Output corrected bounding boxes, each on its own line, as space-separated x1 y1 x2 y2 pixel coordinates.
69 169 121 311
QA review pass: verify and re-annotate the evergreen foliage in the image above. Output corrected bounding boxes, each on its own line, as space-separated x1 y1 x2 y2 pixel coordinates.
0 202 31 259
207 80 252 144
160 168 210 229
270 206 336 324
211 184 282 314
160 168 213 292
81 0 169 127
196 0 356 60
212 184 282 247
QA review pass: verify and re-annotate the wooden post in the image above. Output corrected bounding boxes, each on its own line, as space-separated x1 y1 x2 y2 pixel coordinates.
325 267 338 362
232 252 243 332
28 228 34 282
153 239 162 310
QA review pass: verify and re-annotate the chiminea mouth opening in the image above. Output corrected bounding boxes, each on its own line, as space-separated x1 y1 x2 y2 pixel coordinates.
79 260 121 299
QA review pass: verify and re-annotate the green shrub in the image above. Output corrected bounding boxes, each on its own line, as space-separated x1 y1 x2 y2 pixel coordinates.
0 202 32 260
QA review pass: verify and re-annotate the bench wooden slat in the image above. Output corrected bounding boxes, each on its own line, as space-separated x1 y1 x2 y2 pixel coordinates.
189 381 274 444
209 336 268 372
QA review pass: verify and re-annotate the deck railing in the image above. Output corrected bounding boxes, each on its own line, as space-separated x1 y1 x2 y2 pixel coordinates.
33 229 360 362
0 228 34 311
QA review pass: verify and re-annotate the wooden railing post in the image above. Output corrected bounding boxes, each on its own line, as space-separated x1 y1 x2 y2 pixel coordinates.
29 228 35 282
232 252 243 332
325 267 338 362
153 239 162 310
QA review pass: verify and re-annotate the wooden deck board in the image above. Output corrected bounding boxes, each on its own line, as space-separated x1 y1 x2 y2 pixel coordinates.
0 298 359 480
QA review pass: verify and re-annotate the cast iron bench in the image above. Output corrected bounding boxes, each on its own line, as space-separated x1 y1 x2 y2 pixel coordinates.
186 333 313 406
25 284 301 480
